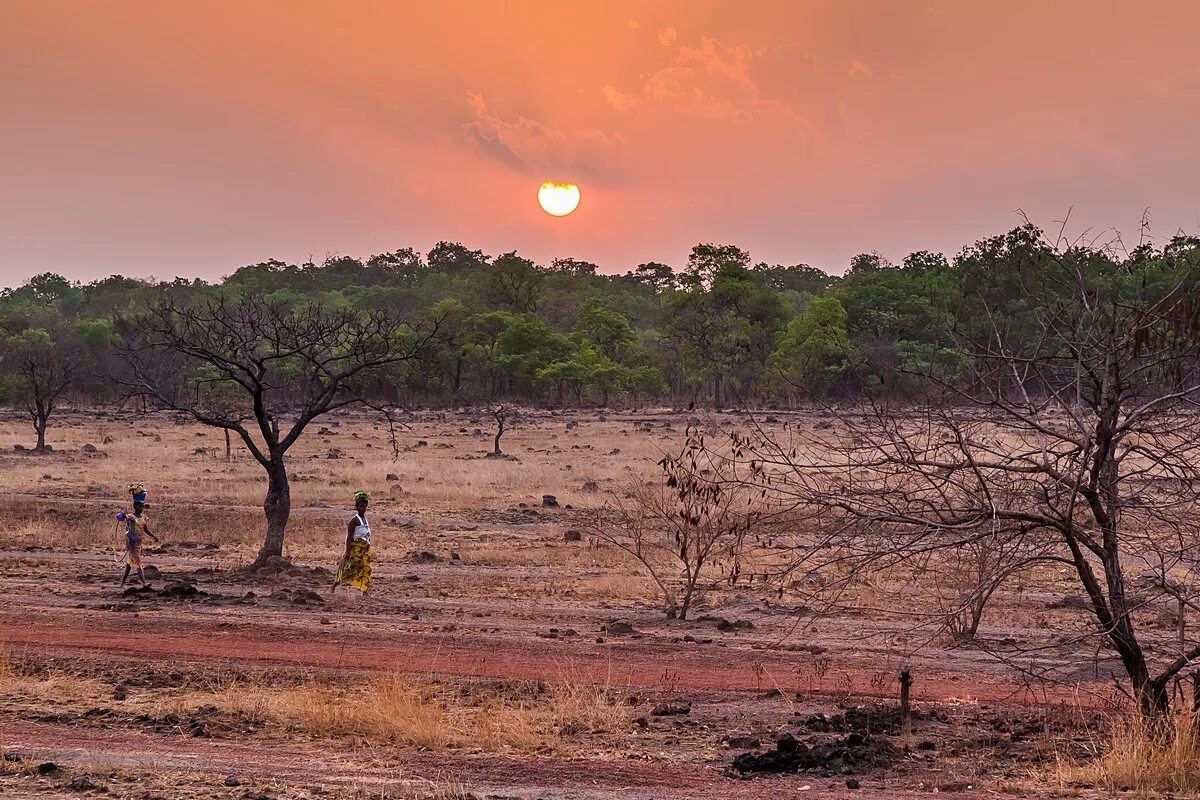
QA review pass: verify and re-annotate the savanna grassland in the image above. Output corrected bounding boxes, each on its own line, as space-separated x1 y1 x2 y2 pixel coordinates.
0 409 1156 799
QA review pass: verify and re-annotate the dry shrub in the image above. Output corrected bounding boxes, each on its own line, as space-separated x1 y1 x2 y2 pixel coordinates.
1078 710 1200 793
215 672 632 753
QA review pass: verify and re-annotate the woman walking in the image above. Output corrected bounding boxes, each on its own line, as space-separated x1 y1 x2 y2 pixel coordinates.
120 484 158 587
333 490 372 594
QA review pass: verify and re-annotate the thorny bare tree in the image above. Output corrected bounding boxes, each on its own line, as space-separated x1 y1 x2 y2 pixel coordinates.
704 228 1200 717
586 431 766 619
117 295 438 568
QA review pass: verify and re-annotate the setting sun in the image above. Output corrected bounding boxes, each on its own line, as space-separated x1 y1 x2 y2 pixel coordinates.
537 181 580 217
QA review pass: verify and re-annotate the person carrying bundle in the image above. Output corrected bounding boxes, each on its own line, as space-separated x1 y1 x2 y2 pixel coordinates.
119 484 158 587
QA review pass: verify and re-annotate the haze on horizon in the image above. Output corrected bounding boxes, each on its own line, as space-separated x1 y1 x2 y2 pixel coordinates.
3 0 1199 286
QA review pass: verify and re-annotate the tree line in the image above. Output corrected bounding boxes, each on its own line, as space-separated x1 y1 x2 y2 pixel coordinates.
6 224 1199 439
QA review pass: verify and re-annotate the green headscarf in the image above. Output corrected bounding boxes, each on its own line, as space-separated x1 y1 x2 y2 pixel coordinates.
354 490 370 504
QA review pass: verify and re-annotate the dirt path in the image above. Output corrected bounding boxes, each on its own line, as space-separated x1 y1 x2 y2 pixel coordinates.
0 609 1084 708
3 718 989 800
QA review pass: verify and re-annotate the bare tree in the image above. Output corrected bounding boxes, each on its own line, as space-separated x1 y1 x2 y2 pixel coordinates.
117 295 437 568
710 232 1200 716
585 431 762 619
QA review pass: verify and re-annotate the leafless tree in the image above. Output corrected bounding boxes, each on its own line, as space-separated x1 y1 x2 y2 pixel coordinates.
116 295 438 568
585 431 765 619
706 231 1200 716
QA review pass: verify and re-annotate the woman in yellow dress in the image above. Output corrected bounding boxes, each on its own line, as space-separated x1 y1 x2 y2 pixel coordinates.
333 491 372 594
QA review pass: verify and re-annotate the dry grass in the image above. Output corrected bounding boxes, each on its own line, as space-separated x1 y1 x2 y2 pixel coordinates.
1073 710 1200 794
163 671 633 754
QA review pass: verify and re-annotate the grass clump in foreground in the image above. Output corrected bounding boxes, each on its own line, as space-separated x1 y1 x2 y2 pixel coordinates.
209 672 636 754
1076 709 1200 794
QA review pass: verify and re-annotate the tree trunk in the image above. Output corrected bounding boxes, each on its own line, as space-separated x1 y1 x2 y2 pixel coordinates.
224 428 232 462
255 456 290 567
35 419 47 451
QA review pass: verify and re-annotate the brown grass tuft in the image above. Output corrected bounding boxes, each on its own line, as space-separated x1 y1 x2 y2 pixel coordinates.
1075 710 1200 793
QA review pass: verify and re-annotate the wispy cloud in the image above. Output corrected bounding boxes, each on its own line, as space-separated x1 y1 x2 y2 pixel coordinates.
605 30 806 126
848 59 872 78
464 93 619 181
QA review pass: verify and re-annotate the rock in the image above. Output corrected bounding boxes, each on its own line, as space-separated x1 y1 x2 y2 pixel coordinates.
102 435 114 444
542 494 559 507
326 448 342 459
3 752 21 763
716 618 755 632
407 551 440 564
389 484 405 496
82 443 98 453
113 683 128 701
581 480 600 492
395 516 421 529
142 565 162 580
37 762 59 775
13 444 25 452
563 529 583 542
938 782 973 792
67 776 98 791
161 581 200 598
651 702 690 716
604 620 636 635
224 776 241 787
732 732 895 775
386 473 400 481
846 778 861 790
724 733 761 749
608 448 621 455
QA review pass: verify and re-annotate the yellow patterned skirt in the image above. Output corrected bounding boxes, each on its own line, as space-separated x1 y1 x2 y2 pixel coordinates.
124 536 143 569
336 539 372 592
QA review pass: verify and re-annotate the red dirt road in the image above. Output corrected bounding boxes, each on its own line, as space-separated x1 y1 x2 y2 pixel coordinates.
0 609 1068 707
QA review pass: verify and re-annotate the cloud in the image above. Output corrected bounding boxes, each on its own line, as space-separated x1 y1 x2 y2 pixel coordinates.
609 32 802 125
601 84 640 111
848 60 872 78
463 93 619 180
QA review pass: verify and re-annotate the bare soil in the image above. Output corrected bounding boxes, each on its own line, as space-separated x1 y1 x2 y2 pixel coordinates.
0 409 1125 798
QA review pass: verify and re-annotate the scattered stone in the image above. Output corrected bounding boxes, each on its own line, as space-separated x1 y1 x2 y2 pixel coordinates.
161 581 201 599
407 551 440 564
581 480 600 492
542 494 559 507
326 448 342 459
13 444 25 452
724 733 761 749
81 443 98 453
102 435 114 444
67 776 99 791
1047 594 1091 610
224 776 241 787
563 529 583 542
731 732 894 775
608 448 621 455
386 473 400 481
37 762 59 775
3 752 21 763
846 778 861 790
716 618 755 632
604 620 636 635
142 565 162 580
651 702 691 716
113 683 128 701
938 782 973 792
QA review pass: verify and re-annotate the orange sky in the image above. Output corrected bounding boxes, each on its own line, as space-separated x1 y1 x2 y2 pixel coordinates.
3 1 1199 283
